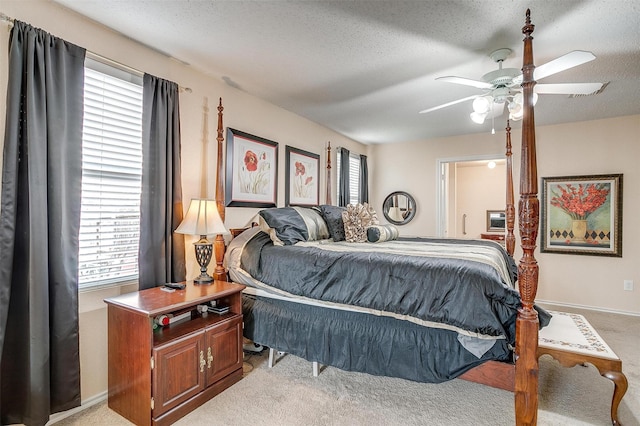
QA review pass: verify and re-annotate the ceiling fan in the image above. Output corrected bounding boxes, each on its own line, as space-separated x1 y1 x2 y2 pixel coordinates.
419 48 604 124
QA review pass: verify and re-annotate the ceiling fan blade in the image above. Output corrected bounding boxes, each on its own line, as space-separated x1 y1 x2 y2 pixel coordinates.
535 82 603 95
511 50 597 85
419 95 479 114
535 50 597 80
436 76 494 89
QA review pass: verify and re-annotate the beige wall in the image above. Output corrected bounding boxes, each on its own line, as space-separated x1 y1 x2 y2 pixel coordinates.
371 115 640 315
370 132 507 237
0 0 366 405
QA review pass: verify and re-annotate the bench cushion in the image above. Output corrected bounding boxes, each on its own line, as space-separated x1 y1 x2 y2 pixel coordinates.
538 311 619 360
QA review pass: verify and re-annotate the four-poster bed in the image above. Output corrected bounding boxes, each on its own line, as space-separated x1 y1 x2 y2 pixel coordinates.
217 10 544 425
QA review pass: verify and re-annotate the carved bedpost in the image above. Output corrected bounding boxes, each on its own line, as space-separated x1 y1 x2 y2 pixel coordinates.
505 120 516 256
215 97 225 222
326 142 332 205
515 9 540 426
213 98 226 281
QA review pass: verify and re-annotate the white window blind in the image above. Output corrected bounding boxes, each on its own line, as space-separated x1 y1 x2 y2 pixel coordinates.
78 59 143 288
336 150 360 205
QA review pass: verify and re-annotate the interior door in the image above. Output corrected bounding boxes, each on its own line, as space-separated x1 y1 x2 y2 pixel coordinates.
443 160 506 239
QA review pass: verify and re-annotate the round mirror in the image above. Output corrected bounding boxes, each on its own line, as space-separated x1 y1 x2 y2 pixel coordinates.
382 191 416 225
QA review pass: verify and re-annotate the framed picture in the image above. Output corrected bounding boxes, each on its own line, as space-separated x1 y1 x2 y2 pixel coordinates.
225 128 278 208
541 174 623 257
285 146 320 206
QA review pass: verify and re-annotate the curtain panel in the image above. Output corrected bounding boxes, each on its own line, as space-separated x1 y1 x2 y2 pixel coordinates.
139 74 186 290
0 21 85 426
359 154 369 203
338 147 350 207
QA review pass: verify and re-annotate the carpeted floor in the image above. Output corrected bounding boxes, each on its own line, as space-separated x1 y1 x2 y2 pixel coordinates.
54 304 639 425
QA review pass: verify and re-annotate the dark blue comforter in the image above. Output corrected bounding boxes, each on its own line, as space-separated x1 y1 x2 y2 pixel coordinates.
241 232 548 345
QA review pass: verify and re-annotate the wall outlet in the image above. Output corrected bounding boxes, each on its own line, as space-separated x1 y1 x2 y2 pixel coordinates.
623 280 634 291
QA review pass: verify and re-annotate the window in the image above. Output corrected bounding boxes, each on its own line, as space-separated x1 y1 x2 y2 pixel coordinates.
78 58 143 288
336 150 360 205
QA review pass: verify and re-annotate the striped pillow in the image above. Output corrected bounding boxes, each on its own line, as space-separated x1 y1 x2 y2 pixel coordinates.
259 207 330 246
367 224 399 243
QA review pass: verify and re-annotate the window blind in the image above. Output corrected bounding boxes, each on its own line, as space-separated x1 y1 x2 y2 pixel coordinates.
78 63 143 288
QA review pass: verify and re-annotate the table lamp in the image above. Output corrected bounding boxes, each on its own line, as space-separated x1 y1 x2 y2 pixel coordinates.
175 198 229 284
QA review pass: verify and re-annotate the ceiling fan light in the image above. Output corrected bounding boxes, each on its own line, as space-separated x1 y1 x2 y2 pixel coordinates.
513 92 524 105
509 109 524 121
470 111 487 124
508 100 521 114
472 96 492 114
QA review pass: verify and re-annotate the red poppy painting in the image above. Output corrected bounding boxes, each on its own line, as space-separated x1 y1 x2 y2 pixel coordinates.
285 146 320 207
542 174 622 257
226 128 278 208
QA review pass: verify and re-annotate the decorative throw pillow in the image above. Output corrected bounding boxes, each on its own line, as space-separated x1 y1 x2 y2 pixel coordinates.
317 205 347 242
259 206 330 246
342 203 379 243
367 224 399 243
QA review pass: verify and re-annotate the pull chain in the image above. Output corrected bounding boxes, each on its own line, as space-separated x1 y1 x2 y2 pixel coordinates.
491 98 496 134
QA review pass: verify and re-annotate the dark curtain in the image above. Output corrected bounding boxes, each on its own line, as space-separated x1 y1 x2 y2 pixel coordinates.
139 74 186 290
0 21 85 425
359 154 369 203
338 147 350 207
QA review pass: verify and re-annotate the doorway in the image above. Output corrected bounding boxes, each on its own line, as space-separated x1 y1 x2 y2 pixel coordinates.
436 154 506 238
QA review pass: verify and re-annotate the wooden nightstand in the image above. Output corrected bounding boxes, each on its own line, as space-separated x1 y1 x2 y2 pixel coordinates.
104 280 245 426
481 233 506 246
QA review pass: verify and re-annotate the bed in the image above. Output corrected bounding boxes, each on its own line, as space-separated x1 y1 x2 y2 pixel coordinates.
228 226 549 380
215 9 544 425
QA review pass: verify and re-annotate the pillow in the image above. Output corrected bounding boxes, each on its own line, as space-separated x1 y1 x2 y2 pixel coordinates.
342 203 379 243
259 207 330 246
317 205 347 242
366 224 399 243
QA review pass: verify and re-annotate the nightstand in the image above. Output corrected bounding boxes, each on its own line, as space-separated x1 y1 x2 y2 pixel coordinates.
104 280 245 426
481 233 506 246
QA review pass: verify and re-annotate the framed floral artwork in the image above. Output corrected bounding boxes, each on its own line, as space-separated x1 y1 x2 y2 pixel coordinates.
285 146 319 207
225 128 278 208
541 174 622 257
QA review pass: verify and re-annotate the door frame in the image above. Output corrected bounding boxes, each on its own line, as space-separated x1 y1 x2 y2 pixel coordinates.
435 153 505 237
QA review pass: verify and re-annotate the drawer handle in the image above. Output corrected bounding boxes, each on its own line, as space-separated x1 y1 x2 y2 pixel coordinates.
207 347 213 369
199 350 206 373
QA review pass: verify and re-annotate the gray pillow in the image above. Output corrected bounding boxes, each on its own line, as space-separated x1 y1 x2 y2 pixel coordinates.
317 205 347 242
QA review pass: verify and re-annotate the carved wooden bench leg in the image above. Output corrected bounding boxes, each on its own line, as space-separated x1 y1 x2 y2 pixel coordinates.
599 368 628 426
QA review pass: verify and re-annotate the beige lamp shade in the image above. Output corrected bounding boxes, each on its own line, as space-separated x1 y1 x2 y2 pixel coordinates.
175 199 229 236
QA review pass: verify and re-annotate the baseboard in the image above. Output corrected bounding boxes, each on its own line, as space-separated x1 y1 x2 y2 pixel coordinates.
537 299 640 317
47 391 107 425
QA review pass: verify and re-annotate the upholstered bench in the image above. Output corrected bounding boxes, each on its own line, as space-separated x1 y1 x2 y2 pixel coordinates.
537 310 628 425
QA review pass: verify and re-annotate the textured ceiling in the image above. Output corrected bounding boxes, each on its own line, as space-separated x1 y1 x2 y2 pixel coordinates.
52 0 640 144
